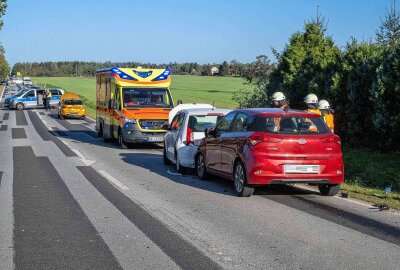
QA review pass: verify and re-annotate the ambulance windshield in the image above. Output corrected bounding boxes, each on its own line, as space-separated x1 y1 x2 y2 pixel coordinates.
123 88 173 108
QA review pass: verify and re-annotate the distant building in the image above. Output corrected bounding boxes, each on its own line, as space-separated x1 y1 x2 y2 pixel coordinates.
211 66 219 75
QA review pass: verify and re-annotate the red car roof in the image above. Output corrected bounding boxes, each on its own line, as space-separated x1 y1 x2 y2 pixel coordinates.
236 108 320 117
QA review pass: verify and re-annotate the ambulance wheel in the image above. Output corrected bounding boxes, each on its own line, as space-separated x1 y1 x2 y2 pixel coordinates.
118 130 128 149
97 123 103 137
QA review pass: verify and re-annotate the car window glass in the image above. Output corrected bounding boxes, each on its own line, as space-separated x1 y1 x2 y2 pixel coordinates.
231 113 248 132
177 112 185 129
170 113 181 130
64 99 83 105
215 112 236 133
114 87 120 110
248 116 330 134
24 91 35 98
188 115 223 132
50 89 61 96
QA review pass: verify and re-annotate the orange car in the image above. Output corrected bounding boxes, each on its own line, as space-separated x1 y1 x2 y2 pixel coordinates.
58 93 86 119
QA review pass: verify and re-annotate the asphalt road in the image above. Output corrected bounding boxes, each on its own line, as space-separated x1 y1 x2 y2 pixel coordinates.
0 84 399 270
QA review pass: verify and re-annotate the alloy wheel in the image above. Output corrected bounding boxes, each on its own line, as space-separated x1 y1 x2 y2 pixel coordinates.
197 154 205 177
234 164 244 193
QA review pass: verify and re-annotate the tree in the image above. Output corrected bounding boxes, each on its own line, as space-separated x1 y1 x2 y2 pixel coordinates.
376 0 400 47
370 45 400 150
268 17 341 108
0 47 9 78
229 60 243 76
232 55 274 108
334 39 382 146
219 61 229 76
0 0 6 31
0 1 8 78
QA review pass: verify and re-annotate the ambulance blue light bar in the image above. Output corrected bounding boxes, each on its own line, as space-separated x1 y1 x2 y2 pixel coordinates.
152 67 171 81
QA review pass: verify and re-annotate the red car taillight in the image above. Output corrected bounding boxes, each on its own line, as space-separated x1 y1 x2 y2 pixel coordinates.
249 132 282 145
62 105 67 109
186 128 194 144
320 134 341 145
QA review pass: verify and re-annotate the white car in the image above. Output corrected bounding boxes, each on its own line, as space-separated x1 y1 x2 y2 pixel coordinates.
163 108 231 172
23 77 32 86
12 77 23 84
169 103 214 124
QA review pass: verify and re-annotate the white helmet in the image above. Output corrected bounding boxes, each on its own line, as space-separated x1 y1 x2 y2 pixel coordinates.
271 92 286 101
304 93 318 104
318 99 330 110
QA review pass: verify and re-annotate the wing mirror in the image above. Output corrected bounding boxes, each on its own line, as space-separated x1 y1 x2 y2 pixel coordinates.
177 100 183 105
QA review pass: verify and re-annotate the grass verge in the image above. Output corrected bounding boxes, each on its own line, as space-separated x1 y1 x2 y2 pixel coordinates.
342 147 400 210
341 183 400 210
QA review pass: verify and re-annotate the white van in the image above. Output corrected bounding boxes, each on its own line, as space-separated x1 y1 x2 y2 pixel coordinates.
23 77 32 86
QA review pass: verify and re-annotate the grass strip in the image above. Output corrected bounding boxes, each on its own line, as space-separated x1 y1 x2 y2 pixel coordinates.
341 183 400 210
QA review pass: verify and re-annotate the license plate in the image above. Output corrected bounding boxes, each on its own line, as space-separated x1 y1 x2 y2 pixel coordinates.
148 137 163 142
284 164 319 174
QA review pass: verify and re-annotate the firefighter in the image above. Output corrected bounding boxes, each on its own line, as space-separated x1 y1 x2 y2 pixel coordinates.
304 93 321 115
271 92 290 111
318 99 335 132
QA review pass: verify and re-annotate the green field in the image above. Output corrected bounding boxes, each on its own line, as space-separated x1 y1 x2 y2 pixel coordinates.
32 75 250 117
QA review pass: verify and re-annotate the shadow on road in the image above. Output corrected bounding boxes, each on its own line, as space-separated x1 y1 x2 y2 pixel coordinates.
119 152 319 197
255 184 320 196
119 152 240 196
47 112 165 151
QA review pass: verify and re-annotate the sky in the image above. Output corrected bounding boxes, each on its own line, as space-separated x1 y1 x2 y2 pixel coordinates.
0 0 395 66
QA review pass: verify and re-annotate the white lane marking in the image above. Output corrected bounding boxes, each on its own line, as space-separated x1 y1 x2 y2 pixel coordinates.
332 195 374 208
71 149 85 159
86 115 96 122
60 138 70 147
98 170 129 190
167 169 182 176
80 159 96 166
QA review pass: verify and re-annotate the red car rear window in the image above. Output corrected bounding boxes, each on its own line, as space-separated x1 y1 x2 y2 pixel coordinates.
248 116 330 134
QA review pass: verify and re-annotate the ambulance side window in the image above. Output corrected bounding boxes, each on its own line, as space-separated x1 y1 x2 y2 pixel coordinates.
114 87 120 110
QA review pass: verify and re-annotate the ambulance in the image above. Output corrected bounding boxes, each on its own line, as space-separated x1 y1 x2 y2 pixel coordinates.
96 67 175 148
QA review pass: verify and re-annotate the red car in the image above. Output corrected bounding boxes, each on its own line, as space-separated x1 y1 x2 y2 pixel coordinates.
195 108 344 197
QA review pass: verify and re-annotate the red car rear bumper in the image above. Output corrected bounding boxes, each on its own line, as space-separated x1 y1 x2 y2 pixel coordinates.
246 155 344 185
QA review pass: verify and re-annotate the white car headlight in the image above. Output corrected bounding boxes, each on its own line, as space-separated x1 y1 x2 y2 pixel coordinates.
124 117 136 124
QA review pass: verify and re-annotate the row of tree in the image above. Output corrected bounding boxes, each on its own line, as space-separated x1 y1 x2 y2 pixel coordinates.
0 0 9 78
233 7 400 151
11 60 247 77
